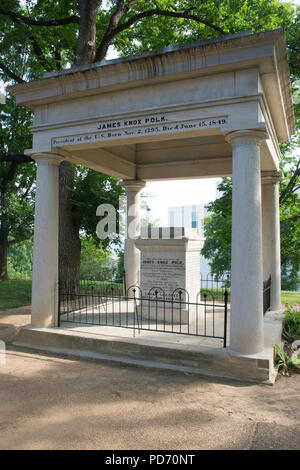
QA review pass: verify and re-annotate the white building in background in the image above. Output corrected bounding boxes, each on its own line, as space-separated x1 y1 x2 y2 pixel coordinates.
168 204 212 281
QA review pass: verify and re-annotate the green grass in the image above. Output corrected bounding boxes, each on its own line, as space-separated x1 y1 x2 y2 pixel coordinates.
281 290 300 306
200 287 230 301
80 279 123 295
0 280 32 311
0 279 299 312
200 289 300 306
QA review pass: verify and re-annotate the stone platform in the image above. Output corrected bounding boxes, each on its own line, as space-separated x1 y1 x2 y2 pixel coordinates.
59 298 223 335
12 310 284 385
63 306 203 331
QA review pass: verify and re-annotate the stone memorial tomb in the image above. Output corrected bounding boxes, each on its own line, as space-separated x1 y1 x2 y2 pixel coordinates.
135 227 204 326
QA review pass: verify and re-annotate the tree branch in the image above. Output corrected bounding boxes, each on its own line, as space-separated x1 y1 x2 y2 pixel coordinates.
287 45 300 52
95 8 226 62
28 33 53 72
0 9 53 73
8 236 32 246
0 60 25 83
0 8 79 27
101 0 139 48
0 161 18 196
21 177 35 200
75 0 103 65
54 48 62 71
0 155 34 164
280 158 300 204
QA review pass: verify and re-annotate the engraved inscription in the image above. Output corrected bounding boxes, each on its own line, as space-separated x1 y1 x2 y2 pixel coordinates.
52 114 228 147
140 252 185 300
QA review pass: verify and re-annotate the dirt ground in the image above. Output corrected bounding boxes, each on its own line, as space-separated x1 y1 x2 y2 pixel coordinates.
0 307 299 450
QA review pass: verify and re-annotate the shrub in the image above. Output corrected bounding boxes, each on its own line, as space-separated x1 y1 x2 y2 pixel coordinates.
282 305 300 344
274 305 300 376
274 344 300 376
79 238 118 281
274 344 289 375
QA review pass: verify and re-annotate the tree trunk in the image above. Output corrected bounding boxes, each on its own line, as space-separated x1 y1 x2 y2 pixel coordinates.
75 0 102 65
59 1 103 292
59 161 81 293
0 228 9 281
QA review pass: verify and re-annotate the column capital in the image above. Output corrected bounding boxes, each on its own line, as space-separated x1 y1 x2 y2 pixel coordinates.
225 129 268 146
121 179 146 192
31 152 63 166
261 170 283 185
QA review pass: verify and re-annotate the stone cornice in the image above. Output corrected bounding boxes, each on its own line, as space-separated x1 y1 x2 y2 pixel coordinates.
274 34 295 136
134 237 204 252
10 30 285 92
9 29 295 144
10 32 283 102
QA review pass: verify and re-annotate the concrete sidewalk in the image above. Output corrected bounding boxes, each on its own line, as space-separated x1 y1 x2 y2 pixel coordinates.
0 345 299 450
0 306 31 342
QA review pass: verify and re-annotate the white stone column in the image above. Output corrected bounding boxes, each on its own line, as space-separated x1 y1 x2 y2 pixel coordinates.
31 153 62 328
261 171 282 311
226 130 267 354
121 180 146 291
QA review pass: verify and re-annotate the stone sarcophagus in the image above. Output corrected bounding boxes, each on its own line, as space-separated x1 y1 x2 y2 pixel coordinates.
134 227 204 325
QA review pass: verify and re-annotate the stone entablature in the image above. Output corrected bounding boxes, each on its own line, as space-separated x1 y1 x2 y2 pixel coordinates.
10 30 294 139
9 29 294 182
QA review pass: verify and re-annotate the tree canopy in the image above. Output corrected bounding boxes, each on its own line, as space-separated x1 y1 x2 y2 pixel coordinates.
202 154 300 289
0 92 35 280
0 0 298 84
0 0 299 284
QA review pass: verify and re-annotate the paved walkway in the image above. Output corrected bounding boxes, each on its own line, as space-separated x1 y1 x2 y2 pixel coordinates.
0 343 299 450
0 305 299 450
0 306 31 342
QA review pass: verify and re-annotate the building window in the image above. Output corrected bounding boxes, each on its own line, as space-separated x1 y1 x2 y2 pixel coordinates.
191 209 197 228
170 211 174 226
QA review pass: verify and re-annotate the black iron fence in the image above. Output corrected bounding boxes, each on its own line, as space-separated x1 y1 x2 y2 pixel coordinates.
58 282 229 347
57 271 274 348
263 275 271 314
202 272 272 315
200 272 231 301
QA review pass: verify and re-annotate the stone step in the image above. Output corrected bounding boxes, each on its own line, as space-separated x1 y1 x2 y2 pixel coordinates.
13 324 276 384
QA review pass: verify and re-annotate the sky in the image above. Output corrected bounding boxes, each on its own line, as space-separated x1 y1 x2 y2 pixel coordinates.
141 179 220 226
